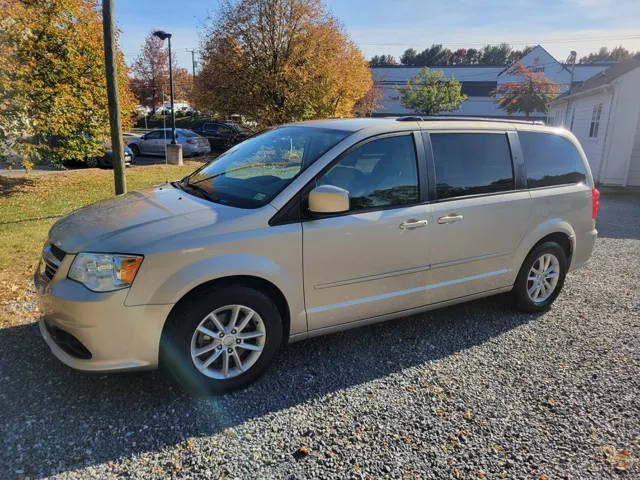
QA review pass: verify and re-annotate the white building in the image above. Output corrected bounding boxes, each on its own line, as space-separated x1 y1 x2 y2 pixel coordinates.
548 54 640 187
371 45 610 119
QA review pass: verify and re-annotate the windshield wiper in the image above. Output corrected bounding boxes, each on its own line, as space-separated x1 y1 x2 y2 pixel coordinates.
174 179 219 203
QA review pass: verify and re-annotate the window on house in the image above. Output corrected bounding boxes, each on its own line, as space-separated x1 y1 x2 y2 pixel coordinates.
589 103 602 138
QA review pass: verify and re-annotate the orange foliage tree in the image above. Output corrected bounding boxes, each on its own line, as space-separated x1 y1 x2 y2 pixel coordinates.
195 0 372 126
0 0 135 167
492 62 561 118
130 33 194 111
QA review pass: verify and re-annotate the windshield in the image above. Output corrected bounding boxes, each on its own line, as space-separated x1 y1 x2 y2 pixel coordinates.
185 126 349 208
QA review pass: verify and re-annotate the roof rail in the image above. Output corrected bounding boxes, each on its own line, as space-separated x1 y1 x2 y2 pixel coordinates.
396 115 545 125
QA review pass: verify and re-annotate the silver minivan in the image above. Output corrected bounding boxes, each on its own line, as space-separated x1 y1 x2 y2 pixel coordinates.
35 118 599 393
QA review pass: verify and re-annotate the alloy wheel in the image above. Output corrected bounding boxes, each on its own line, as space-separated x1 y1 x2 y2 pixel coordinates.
527 253 560 303
190 305 266 379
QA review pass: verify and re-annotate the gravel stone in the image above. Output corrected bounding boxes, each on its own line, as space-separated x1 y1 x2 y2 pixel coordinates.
0 190 639 479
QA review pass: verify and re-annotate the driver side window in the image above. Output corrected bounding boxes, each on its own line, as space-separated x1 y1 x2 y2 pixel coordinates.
317 134 419 211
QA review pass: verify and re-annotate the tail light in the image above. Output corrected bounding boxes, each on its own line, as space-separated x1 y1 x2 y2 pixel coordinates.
186 139 195 144
592 188 600 220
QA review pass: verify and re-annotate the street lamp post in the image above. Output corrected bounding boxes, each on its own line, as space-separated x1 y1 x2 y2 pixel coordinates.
153 30 176 144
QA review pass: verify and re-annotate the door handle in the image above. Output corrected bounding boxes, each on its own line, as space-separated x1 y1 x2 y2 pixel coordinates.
437 214 464 224
399 219 428 230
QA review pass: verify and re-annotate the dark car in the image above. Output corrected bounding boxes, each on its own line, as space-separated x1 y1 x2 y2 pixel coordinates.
189 121 253 151
86 143 134 168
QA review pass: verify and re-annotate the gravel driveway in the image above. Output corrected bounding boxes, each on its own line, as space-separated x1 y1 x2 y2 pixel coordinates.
1 191 638 479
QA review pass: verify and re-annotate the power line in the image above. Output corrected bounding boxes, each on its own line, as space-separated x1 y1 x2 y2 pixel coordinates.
357 34 640 48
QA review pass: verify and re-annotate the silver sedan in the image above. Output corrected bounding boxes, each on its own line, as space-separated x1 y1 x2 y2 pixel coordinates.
128 128 211 157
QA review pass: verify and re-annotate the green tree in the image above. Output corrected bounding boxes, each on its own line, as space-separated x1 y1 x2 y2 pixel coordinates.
480 43 512 64
400 48 418 66
369 55 396 66
579 46 635 64
415 44 451 66
0 0 135 167
492 62 561 118
393 67 467 116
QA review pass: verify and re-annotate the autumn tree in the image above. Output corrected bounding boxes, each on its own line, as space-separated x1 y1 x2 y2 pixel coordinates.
492 62 561 118
130 33 171 111
352 81 384 117
507 45 535 64
0 0 135 167
393 67 467 116
449 48 468 65
195 0 371 126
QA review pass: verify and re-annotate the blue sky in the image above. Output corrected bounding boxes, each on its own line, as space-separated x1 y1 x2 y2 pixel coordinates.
116 0 640 69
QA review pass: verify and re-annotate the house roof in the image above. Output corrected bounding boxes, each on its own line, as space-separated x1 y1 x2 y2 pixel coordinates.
554 53 640 101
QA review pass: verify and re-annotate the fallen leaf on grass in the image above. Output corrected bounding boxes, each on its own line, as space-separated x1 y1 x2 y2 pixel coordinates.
464 409 472 420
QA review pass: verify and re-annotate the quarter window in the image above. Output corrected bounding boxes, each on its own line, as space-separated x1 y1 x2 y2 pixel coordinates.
589 103 602 137
317 135 419 211
430 133 514 200
519 132 586 187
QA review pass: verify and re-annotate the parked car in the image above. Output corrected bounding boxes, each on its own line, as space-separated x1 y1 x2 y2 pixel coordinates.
86 142 134 169
189 121 253 151
127 129 211 157
35 117 599 394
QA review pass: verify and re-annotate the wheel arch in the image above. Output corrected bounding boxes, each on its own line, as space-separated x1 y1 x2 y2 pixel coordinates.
511 220 576 282
163 275 292 344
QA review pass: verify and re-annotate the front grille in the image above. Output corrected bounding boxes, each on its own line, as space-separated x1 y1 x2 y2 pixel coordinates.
50 244 66 262
40 245 65 282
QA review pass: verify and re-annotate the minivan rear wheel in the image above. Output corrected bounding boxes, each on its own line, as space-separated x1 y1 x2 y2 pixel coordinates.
160 286 283 394
511 241 568 312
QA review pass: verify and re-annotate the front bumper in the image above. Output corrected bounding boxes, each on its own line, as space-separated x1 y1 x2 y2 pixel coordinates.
35 260 173 372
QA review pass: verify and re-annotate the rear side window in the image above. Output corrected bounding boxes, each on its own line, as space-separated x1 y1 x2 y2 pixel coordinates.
519 132 586 187
430 133 514 200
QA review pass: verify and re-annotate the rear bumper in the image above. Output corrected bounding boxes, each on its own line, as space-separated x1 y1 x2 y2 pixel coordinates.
570 227 597 271
36 269 173 372
183 143 211 156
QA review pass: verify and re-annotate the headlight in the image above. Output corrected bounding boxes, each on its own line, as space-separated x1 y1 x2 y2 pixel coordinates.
68 253 143 292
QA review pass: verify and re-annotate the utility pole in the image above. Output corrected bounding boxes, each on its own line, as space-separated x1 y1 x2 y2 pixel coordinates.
101 0 126 194
564 51 577 129
186 48 197 120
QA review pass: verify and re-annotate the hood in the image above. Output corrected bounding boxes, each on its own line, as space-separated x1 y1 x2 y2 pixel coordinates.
48 184 261 254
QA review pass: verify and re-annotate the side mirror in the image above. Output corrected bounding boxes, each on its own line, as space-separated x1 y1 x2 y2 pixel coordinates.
308 185 350 214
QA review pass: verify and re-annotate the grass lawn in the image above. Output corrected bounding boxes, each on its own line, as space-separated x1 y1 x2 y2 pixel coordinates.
0 162 201 327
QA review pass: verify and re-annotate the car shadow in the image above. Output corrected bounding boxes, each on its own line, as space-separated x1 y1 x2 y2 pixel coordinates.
0 295 542 478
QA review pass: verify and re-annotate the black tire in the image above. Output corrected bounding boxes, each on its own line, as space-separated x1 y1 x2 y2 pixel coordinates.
130 144 140 157
511 241 568 312
86 156 100 168
160 285 283 395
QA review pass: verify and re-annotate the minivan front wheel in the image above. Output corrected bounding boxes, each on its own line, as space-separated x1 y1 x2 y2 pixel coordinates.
512 242 568 312
160 286 283 394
